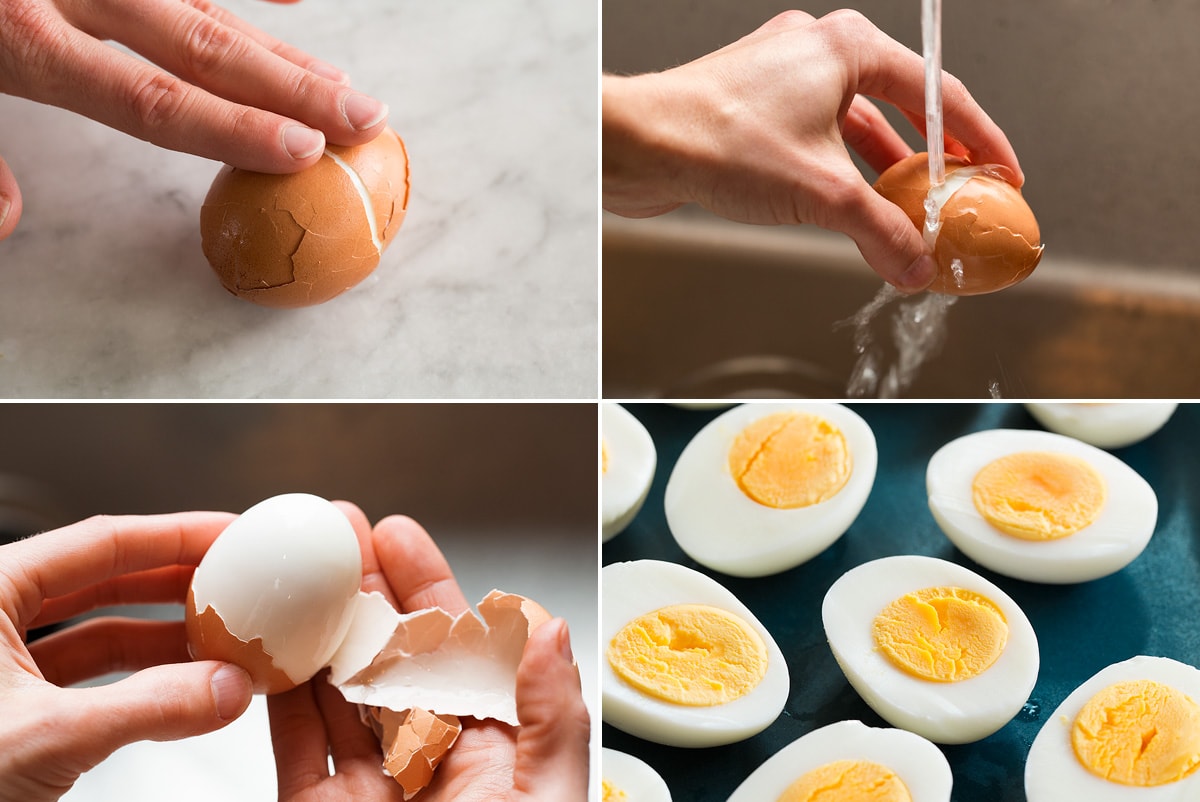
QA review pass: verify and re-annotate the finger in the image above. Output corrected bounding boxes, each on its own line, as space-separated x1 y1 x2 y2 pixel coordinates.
268 679 333 795
28 618 189 687
345 504 398 607
899 109 971 160
0 154 22 240
312 671 382 771
32 564 193 628
73 0 385 145
2 512 234 627
372 517 469 615
511 619 590 800
843 95 913 175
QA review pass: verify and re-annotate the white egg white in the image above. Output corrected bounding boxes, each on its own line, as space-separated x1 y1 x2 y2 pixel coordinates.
602 748 673 802
822 555 1040 744
602 403 657 541
927 429 1158 584
664 402 877 577
1025 403 1177 449
602 560 789 748
726 720 952 802
1026 656 1200 801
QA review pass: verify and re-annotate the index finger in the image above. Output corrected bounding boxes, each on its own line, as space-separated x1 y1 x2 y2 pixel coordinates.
371 516 469 615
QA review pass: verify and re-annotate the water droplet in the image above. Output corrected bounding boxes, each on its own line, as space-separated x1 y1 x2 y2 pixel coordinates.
1019 701 1041 720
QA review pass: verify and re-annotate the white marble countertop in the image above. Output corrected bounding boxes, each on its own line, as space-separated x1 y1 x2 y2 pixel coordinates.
0 0 597 398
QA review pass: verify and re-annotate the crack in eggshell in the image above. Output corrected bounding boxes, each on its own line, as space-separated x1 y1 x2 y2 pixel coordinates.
185 589 298 694
359 706 462 800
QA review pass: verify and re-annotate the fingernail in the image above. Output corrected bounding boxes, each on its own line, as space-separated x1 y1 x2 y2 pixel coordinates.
210 664 252 721
898 253 938 293
309 60 351 85
282 124 325 160
0 194 10 230
342 92 388 131
555 619 576 665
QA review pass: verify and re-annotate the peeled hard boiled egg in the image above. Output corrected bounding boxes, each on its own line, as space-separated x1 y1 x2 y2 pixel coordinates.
664 403 877 577
602 748 672 802
1026 656 1200 801
874 152 1042 295
186 493 362 693
927 428 1158 583
726 720 952 802
200 128 410 307
822 555 1039 744
602 559 789 747
602 403 657 541
1025 403 1178 449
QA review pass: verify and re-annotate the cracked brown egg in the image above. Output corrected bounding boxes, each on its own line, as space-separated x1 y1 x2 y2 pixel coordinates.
200 128 410 308
874 152 1042 296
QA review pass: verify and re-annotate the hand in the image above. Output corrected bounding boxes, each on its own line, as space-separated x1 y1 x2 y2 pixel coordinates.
0 0 390 241
602 9 1023 293
269 508 591 801
0 512 254 802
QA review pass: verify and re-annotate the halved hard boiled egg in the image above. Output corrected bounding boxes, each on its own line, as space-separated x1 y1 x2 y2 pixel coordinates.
726 720 952 802
1026 656 1200 801
1025 403 1177 449
927 429 1158 583
664 403 877 577
602 748 672 802
602 403 657 541
822 555 1039 744
602 559 789 747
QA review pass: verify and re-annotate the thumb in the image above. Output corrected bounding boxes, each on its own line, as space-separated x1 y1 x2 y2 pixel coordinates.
0 154 22 241
511 618 591 801
59 661 252 771
830 179 938 294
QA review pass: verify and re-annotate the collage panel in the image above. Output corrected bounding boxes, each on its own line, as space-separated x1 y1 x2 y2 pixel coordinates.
0 402 597 800
601 402 1200 802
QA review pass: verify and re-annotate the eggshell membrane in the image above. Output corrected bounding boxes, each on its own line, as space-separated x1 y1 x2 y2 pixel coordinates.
1025 656 1200 801
664 402 877 578
200 127 410 308
602 403 657 541
822 555 1040 744
927 429 1158 583
602 748 673 802
726 721 952 802
602 559 789 748
874 152 1042 296
1025 403 1178 449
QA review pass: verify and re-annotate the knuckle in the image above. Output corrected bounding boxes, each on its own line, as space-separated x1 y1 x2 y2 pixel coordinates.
177 16 244 80
821 8 874 40
128 72 191 131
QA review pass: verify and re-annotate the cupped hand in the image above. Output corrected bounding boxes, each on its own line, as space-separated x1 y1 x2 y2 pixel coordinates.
0 0 389 240
269 507 591 801
602 9 1023 292
0 512 254 802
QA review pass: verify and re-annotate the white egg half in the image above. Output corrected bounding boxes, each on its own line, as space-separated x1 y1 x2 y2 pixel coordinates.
602 559 789 747
602 403 657 541
822 555 1039 744
664 402 877 577
1025 403 1177 449
927 428 1158 584
1026 656 1200 801
726 720 952 802
602 748 672 802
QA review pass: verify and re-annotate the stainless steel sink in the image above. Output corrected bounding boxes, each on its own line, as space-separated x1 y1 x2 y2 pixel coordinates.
603 215 1200 398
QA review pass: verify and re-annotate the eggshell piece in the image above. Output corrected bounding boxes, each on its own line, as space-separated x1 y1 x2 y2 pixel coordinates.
874 153 1043 296
185 587 297 694
199 127 410 308
360 706 462 801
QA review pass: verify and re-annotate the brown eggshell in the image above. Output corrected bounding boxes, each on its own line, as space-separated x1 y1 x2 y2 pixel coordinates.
185 587 297 694
199 128 410 308
874 152 1043 296
361 706 462 797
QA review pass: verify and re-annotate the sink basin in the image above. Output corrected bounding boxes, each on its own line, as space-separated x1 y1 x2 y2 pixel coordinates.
603 214 1200 398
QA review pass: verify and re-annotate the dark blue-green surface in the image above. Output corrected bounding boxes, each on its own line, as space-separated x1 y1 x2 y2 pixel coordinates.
602 403 1200 802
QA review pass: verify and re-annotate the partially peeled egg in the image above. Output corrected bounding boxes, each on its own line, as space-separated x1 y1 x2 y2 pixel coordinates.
874 152 1042 295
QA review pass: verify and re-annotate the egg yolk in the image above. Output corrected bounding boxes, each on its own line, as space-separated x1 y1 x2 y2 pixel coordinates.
727 412 851 509
972 451 1106 541
872 586 1008 682
602 440 609 474
777 760 912 802
607 603 768 706
1072 679 1200 786
602 779 628 801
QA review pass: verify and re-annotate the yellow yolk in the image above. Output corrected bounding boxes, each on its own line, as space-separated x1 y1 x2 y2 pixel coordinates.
727 412 851 509
777 760 912 802
607 603 768 706
872 586 1008 682
972 451 1106 541
602 779 628 801
1072 680 1200 786
602 440 609 474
